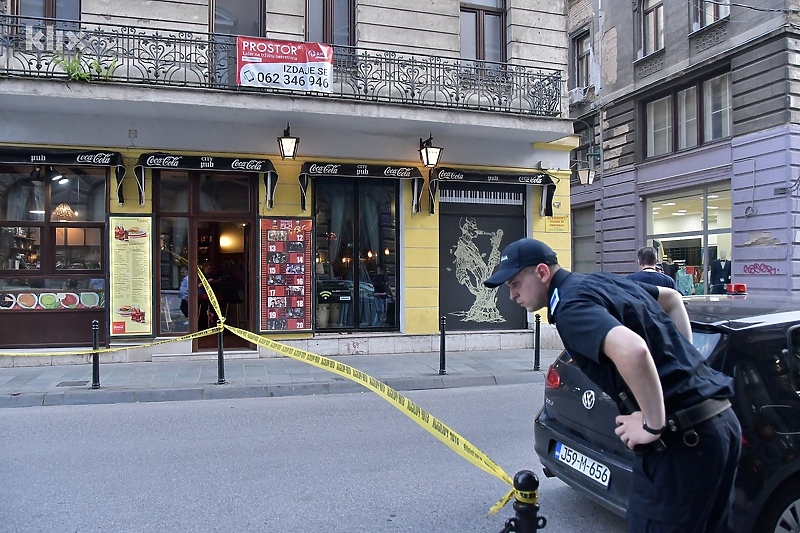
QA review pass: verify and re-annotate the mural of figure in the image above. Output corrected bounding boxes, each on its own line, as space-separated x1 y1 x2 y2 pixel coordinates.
450 217 505 323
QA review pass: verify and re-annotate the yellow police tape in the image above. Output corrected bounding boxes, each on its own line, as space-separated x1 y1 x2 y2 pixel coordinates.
224 322 518 515
1 267 525 514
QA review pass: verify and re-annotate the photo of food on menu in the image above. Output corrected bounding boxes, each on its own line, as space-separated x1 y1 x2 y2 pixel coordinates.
261 218 312 331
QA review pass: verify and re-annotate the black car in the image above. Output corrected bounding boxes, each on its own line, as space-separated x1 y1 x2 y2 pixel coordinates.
534 294 800 533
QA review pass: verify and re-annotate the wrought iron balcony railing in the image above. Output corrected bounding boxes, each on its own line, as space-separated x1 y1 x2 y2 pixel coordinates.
0 15 562 116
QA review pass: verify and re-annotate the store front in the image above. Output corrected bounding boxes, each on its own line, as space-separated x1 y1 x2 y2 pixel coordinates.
434 167 557 331
300 162 419 332
644 183 732 295
136 153 275 351
0 148 122 347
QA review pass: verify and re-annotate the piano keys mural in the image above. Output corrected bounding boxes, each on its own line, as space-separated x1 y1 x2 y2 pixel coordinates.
438 183 527 330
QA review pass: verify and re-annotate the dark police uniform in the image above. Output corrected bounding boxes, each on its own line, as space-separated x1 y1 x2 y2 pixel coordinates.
547 268 741 533
627 268 677 290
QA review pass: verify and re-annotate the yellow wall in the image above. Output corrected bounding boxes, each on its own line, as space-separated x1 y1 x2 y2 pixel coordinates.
105 150 574 336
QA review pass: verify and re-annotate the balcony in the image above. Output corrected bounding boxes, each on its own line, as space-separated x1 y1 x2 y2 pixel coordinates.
0 15 562 117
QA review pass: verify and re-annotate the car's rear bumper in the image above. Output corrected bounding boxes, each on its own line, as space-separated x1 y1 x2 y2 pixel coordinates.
534 407 631 518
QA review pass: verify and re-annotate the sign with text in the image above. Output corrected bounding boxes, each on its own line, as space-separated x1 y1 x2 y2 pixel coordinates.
109 216 153 337
260 218 313 332
237 37 333 93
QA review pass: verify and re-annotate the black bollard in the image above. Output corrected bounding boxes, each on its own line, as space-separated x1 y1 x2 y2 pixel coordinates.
510 470 547 532
91 319 100 389
439 315 446 375
534 314 541 371
216 319 226 385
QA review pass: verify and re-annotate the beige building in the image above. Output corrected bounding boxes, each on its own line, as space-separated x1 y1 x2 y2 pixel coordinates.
0 0 573 362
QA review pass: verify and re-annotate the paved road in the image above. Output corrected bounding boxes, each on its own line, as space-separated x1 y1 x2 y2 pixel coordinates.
0 384 625 532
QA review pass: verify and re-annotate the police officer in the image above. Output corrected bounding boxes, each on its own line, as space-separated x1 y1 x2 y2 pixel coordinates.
484 238 741 533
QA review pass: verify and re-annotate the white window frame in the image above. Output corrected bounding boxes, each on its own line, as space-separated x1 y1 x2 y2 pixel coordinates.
646 95 672 157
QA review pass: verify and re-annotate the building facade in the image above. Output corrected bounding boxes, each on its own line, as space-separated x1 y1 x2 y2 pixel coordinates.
0 0 573 359
568 0 800 295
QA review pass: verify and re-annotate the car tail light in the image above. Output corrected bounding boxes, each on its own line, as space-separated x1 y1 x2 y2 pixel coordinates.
545 365 561 389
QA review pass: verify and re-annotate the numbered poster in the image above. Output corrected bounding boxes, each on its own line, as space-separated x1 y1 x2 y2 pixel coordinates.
260 218 313 332
236 37 333 93
109 216 153 337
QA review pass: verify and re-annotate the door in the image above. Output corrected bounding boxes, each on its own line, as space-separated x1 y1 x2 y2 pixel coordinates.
156 169 256 351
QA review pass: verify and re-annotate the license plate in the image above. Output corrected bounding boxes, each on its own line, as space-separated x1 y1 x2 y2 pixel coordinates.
554 442 611 487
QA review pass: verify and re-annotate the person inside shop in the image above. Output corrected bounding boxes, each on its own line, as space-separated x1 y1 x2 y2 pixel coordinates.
179 267 190 318
483 238 741 533
197 263 219 329
371 265 394 327
627 246 677 289
710 250 732 294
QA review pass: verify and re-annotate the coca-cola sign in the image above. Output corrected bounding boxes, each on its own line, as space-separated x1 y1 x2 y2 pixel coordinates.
76 153 114 165
146 155 182 167
437 170 465 180
384 167 412 178
308 164 341 174
518 175 545 184
232 159 264 171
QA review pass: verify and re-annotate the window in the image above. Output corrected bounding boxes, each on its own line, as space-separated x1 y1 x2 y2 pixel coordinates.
646 95 672 157
212 0 263 37
691 0 730 30
573 31 590 89
16 0 80 20
0 164 106 294
644 72 731 158
704 72 731 142
307 0 354 46
314 178 398 331
460 0 505 63
641 0 664 57
677 86 697 149
645 185 732 295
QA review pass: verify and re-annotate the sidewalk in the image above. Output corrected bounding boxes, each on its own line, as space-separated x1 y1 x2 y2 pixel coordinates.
0 348 562 408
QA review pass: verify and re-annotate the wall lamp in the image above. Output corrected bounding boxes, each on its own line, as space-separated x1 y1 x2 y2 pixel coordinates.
50 166 63 181
278 122 299 160
573 118 602 162
571 160 595 185
419 134 443 168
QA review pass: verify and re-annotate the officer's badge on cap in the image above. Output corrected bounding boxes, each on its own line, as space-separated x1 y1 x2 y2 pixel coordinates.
483 238 558 288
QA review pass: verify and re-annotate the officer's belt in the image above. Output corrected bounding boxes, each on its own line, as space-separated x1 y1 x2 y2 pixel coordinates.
666 398 731 433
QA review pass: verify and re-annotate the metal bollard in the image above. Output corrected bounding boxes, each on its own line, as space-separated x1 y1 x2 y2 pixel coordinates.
216 319 226 385
534 314 541 371
499 470 547 532
91 319 100 389
438 315 446 375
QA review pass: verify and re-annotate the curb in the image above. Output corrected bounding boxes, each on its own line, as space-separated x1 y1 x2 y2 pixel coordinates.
0 370 546 408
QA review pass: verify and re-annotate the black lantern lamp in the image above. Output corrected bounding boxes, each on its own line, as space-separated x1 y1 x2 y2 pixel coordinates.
278 123 299 160
419 134 442 168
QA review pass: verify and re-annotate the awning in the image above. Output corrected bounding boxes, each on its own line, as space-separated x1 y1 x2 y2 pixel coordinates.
134 152 279 208
0 146 127 202
430 167 558 217
298 162 425 212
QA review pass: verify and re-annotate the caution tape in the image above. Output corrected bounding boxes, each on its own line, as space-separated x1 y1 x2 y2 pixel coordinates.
0 325 222 357
3 258 528 514
224 323 519 514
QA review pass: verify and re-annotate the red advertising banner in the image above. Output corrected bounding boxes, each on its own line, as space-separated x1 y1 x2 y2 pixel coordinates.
236 37 333 93
260 218 313 332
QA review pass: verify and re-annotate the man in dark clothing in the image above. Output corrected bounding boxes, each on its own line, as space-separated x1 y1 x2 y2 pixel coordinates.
371 265 393 326
484 238 741 533
628 246 677 289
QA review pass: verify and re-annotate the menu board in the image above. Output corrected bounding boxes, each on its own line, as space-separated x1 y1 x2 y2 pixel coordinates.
260 218 312 331
109 216 153 337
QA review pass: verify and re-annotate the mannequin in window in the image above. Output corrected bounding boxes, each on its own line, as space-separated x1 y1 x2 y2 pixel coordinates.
710 250 732 294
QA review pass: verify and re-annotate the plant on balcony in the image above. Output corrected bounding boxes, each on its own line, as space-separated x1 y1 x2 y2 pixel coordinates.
54 54 116 82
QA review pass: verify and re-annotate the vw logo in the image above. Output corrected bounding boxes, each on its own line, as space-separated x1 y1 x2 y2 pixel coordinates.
582 390 596 410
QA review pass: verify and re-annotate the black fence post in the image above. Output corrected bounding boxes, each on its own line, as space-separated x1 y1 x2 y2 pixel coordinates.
534 314 541 371
439 315 446 375
216 319 226 385
91 319 100 389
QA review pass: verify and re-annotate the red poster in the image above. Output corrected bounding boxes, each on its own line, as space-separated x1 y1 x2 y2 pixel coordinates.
260 218 313 331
